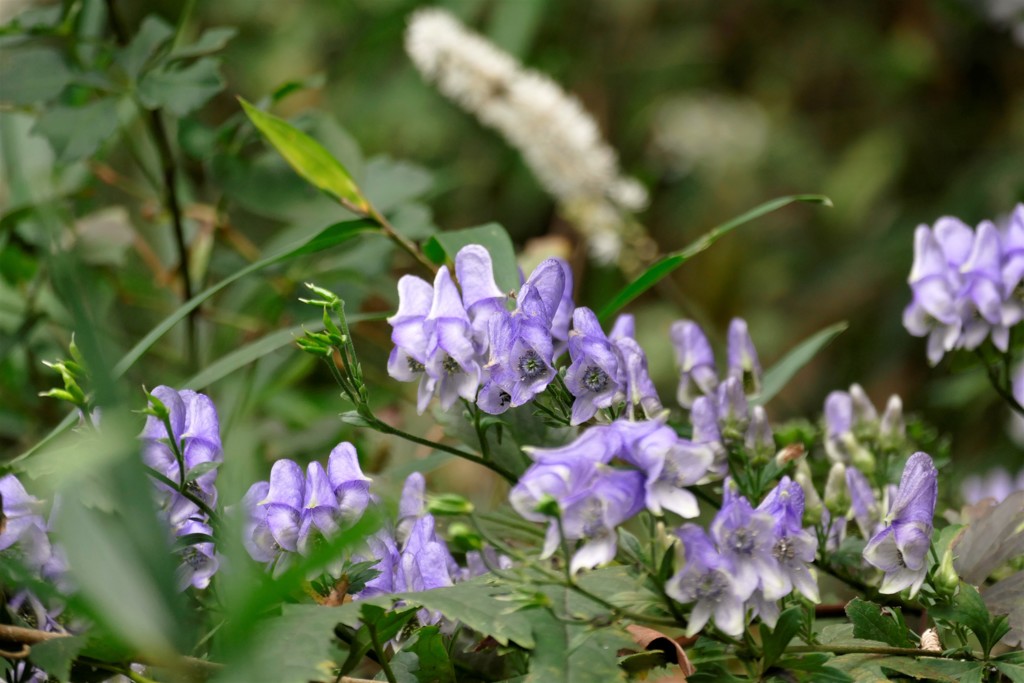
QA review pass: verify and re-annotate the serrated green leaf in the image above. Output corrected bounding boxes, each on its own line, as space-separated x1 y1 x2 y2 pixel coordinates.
761 606 804 667
28 635 86 682
117 15 174 79
32 98 122 163
138 57 224 117
170 26 238 59
239 98 368 211
0 46 72 105
406 626 456 683
845 598 915 648
755 321 848 405
423 222 519 294
598 194 831 321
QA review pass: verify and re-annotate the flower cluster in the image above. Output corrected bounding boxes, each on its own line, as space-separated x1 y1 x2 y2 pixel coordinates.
823 383 905 468
387 245 573 415
904 203 1024 364
141 386 224 591
241 442 371 576
510 419 714 573
404 8 648 266
666 478 819 637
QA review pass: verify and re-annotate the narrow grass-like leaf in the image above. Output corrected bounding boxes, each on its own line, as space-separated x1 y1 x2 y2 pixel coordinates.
598 194 831 322
754 321 848 405
239 97 368 211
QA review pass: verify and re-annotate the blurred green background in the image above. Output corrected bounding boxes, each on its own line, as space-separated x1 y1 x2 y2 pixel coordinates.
2 0 1022 500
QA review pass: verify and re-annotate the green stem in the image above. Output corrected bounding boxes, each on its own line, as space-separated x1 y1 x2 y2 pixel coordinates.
361 202 437 276
787 644 977 659
366 622 397 683
145 466 220 525
366 414 517 483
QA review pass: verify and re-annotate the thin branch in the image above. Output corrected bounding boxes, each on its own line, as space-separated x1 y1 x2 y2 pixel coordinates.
786 643 978 660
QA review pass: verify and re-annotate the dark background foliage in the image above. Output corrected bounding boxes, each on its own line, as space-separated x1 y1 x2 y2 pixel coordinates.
2 0 1022 491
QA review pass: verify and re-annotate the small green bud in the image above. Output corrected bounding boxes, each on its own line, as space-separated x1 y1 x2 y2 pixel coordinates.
143 389 170 420
447 522 483 552
847 436 876 476
68 334 86 368
426 493 475 516
303 282 340 305
934 548 959 598
824 463 849 516
534 495 560 518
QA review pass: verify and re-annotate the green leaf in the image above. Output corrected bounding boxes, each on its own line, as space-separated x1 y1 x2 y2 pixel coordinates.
423 222 519 294
405 626 456 683
117 15 174 79
761 606 804 668
28 635 87 683
845 598 915 648
525 610 630 683
932 582 1005 657
877 657 985 683
32 98 122 163
184 460 220 481
995 659 1024 683
0 46 72 105
597 194 831 321
170 26 238 59
239 98 368 211
755 321 848 405
138 57 225 117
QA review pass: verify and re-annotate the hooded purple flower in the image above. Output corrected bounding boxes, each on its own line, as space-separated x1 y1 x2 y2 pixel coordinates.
670 320 718 408
175 519 218 591
564 307 625 424
0 474 51 572
609 315 663 419
710 492 787 601
141 387 223 525
727 318 762 395
691 395 727 476
666 524 747 637
510 444 644 574
756 478 819 604
614 420 713 518
550 259 575 358
387 274 434 388
454 245 510 351
477 259 565 414
846 466 881 538
421 267 483 410
863 452 938 596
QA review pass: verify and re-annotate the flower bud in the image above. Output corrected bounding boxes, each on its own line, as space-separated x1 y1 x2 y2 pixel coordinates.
934 547 960 598
534 495 561 518
427 493 475 516
794 460 823 525
879 395 905 443
824 463 850 516
447 522 483 552
845 434 876 475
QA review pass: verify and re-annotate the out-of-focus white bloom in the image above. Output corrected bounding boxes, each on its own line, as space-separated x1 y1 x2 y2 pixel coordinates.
650 93 769 177
405 8 648 264
967 0 1024 46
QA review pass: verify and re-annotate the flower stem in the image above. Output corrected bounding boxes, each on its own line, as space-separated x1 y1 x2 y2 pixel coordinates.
786 643 977 659
366 622 397 683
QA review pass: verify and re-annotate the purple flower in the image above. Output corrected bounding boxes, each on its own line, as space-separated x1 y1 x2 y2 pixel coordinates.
327 442 372 523
564 308 625 424
0 474 51 572
141 387 223 525
670 320 718 408
454 245 510 351
510 447 644 574
666 524 746 637
757 478 819 604
960 468 1024 505
727 318 762 395
354 531 400 598
549 259 575 358
614 420 713 518
744 405 774 459
863 452 938 596
240 481 279 566
608 315 663 419
422 267 483 410
691 395 727 476
477 259 566 414
175 519 218 591
846 466 881 538
710 492 788 601
387 274 434 393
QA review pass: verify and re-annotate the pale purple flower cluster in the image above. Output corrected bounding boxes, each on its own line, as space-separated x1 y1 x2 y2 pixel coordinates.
141 386 224 591
241 442 371 576
666 478 818 636
904 204 1024 364
863 452 938 597
671 319 773 473
387 245 573 415
823 383 904 464
510 419 714 573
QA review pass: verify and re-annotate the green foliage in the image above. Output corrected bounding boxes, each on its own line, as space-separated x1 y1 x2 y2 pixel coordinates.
931 582 1011 658
756 321 848 405
28 635 87 683
845 598 916 648
423 222 520 294
760 607 805 668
